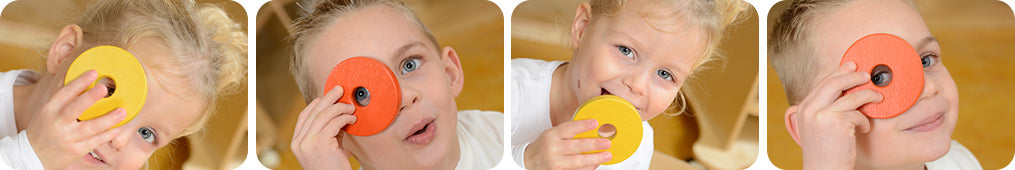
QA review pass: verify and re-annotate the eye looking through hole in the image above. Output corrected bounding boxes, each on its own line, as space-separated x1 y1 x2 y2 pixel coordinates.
598 123 617 140
98 77 116 98
871 64 893 87
353 86 370 106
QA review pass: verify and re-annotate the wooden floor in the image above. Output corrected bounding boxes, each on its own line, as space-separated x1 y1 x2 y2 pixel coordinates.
766 0 1015 169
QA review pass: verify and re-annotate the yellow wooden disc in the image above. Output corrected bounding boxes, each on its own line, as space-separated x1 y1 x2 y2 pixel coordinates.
571 95 643 165
64 46 147 128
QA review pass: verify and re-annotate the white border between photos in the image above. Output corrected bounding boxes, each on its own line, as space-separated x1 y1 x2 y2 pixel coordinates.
0 0 1011 170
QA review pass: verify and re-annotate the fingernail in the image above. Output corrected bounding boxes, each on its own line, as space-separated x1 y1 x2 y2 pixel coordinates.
599 139 611 149
86 70 98 78
603 152 612 160
116 108 127 118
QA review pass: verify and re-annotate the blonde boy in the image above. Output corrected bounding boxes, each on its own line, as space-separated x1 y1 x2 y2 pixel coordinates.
770 0 979 169
286 0 502 169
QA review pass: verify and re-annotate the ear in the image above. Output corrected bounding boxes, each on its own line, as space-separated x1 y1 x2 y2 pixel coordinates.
570 3 592 50
785 105 803 146
47 25 84 74
440 46 465 97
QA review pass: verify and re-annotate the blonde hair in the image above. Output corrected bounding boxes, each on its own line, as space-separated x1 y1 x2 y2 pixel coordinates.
769 0 918 105
768 0 853 105
289 0 438 103
72 0 247 137
586 0 750 115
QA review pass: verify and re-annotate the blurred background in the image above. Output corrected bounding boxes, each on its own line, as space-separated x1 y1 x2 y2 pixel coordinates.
0 0 248 169
254 0 503 169
767 0 1015 169
513 0 759 169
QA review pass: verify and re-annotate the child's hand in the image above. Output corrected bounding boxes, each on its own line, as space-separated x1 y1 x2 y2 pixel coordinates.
790 62 882 169
523 119 612 170
25 70 126 169
291 86 357 170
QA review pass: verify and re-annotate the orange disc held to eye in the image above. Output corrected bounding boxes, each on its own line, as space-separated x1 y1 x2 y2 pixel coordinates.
324 57 401 136
840 33 924 119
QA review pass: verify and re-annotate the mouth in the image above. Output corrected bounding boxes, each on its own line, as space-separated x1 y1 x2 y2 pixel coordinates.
904 112 945 132
84 150 108 165
600 88 644 112
404 117 437 145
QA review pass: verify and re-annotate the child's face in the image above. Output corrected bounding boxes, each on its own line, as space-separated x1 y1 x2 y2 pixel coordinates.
807 0 959 168
569 4 707 120
304 5 463 169
57 38 204 169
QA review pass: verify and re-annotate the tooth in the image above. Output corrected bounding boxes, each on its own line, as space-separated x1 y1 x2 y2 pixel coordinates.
89 151 100 160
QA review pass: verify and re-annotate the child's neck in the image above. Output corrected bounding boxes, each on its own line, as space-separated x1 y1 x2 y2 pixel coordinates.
548 63 579 127
11 74 50 132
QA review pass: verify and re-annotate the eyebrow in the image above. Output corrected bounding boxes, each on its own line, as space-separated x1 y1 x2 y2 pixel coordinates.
914 36 938 51
391 41 426 62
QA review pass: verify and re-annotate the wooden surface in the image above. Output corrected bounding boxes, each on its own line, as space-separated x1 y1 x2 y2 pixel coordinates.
766 0 1015 169
253 0 504 169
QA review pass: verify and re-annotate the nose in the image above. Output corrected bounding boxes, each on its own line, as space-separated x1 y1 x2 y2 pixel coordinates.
110 126 132 151
918 74 940 100
398 84 421 112
622 68 650 96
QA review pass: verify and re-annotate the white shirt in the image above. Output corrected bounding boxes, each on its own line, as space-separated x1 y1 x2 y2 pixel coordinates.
0 70 44 169
925 140 981 170
455 110 504 170
510 59 653 169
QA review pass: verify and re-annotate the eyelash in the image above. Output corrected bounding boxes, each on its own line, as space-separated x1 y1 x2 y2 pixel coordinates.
400 55 423 75
138 127 157 145
920 52 940 69
616 45 636 59
615 45 677 83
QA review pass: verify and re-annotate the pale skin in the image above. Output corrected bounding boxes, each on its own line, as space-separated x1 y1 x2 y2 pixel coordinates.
523 1 707 169
12 25 203 169
782 0 960 169
289 5 466 170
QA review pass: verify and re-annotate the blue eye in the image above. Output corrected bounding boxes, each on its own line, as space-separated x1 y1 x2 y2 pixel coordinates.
138 127 156 144
920 54 936 68
617 46 635 58
657 69 673 81
401 58 421 75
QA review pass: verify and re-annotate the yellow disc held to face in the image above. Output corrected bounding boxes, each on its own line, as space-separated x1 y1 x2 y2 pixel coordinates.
571 95 643 165
64 46 147 128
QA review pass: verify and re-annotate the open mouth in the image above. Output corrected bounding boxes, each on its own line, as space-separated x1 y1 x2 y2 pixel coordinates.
404 118 437 145
85 150 107 165
601 88 612 95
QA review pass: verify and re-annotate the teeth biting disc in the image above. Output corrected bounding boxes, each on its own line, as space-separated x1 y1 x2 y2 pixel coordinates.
840 33 924 119
571 95 643 165
324 57 401 136
65 46 147 128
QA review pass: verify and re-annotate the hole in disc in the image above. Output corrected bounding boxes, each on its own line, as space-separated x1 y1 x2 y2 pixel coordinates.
98 77 116 98
598 123 617 140
871 64 893 87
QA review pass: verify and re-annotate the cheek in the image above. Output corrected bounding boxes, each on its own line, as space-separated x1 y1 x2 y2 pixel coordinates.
345 135 398 164
117 147 152 170
643 86 678 119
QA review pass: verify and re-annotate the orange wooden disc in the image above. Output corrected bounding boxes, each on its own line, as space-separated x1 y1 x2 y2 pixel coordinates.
840 33 923 119
324 57 401 136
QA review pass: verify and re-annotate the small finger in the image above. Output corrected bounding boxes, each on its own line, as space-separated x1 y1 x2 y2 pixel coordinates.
556 119 598 138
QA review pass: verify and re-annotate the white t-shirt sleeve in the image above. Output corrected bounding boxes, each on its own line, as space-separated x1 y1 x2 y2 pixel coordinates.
455 110 504 169
510 58 561 168
0 131 45 169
